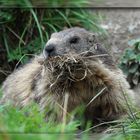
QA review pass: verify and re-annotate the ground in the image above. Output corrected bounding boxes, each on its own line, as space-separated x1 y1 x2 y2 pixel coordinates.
96 9 140 63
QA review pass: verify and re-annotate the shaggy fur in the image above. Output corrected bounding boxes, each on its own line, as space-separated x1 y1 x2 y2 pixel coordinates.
0 27 135 123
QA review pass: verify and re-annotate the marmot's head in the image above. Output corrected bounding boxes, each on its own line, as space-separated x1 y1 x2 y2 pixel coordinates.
42 27 115 84
44 27 107 58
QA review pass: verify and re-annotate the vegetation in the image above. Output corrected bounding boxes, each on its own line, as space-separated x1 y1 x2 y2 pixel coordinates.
0 102 140 140
119 39 140 88
0 0 90 7
0 104 80 133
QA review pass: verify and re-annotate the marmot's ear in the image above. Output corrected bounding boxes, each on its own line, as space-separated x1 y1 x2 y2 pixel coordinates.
88 33 99 51
88 33 97 45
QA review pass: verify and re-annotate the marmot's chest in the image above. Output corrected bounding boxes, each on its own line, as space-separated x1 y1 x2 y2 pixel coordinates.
60 78 106 112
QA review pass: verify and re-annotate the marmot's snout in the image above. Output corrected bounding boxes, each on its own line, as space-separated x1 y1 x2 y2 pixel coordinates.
44 43 57 58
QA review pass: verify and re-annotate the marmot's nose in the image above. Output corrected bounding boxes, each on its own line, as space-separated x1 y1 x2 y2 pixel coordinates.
44 44 56 58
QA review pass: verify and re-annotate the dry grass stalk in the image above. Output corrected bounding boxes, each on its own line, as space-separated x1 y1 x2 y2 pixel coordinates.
61 93 69 132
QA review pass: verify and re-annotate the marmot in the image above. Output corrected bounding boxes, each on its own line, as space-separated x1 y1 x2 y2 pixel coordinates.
0 27 135 123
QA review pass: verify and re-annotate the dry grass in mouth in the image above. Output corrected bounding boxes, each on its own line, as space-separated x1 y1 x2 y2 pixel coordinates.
44 52 109 83
44 54 89 84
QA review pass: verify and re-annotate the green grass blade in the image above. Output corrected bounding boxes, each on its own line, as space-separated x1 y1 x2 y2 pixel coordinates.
23 0 44 48
56 9 72 27
2 26 10 58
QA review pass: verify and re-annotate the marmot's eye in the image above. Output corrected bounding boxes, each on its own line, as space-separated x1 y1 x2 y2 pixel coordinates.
69 36 80 44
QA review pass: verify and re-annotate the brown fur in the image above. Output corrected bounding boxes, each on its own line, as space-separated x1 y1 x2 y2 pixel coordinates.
0 27 135 123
